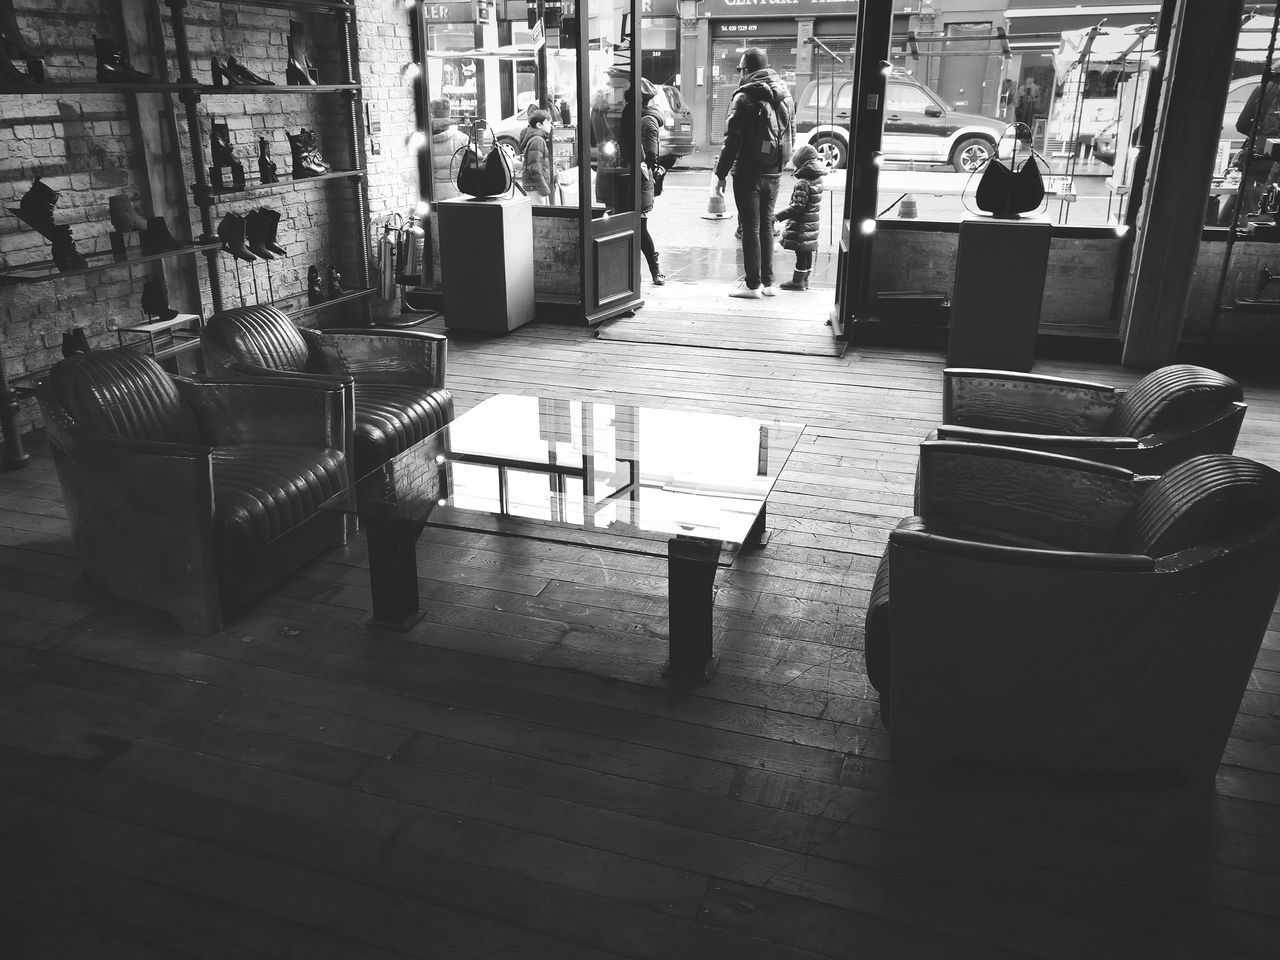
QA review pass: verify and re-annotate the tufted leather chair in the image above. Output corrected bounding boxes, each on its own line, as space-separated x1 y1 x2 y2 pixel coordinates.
865 440 1280 782
201 306 453 478
933 364 1246 474
37 349 352 634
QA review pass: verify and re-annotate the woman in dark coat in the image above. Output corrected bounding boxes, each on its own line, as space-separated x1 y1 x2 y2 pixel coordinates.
773 142 825 290
619 78 666 285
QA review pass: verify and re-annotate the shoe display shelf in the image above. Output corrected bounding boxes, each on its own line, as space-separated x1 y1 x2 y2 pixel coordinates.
0 241 222 286
116 312 205 364
200 168 366 202
169 0 372 323
0 80 200 94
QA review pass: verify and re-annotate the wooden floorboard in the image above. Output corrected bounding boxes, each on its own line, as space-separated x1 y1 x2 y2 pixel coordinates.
3 320 1280 958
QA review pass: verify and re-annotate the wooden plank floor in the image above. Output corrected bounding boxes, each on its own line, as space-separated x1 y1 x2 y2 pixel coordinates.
3 302 1280 959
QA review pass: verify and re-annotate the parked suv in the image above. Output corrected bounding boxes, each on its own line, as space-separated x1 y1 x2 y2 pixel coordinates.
793 72 1009 172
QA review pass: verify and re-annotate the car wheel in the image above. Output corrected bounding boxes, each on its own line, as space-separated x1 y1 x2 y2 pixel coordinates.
811 135 847 170
951 137 994 173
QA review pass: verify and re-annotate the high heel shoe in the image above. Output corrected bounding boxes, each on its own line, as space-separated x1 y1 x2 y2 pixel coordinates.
211 54 270 87
258 207 286 256
141 216 184 254
95 34 151 83
244 210 276 261
140 279 179 322
208 120 245 190
217 213 256 263
307 264 326 305
286 20 318 86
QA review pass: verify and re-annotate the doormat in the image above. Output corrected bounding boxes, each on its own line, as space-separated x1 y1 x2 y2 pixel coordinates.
595 283 842 358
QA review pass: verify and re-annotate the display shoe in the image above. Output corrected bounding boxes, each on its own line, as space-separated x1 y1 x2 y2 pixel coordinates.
257 136 278 184
108 194 147 234
217 213 256 262
288 129 329 178
258 207 286 256
286 20 318 86
307 264 326 305
140 279 179 322
779 269 810 291
210 121 236 167
61 328 91 357
212 55 270 87
10 178 59 238
244 210 276 260
326 263 348 299
95 35 151 83
51 233 87 272
1 0 40 61
141 216 184 254
1 47 34 85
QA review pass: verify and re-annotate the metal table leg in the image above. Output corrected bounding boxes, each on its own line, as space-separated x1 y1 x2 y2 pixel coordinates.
663 534 723 683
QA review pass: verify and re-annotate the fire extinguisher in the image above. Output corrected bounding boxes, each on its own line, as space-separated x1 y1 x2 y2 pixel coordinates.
395 208 425 287
375 213 401 302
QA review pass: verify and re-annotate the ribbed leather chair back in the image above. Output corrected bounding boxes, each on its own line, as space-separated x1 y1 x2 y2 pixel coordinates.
1118 454 1280 557
204 305 310 373
49 348 201 444
1107 364 1243 439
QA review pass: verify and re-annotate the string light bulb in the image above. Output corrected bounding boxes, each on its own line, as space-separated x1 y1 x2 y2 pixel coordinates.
401 62 421 83
859 218 877 235
879 60 893 77
405 130 427 151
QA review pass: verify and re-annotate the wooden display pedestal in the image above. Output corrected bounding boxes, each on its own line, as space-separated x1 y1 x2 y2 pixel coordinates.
438 195 536 334
947 215 1052 372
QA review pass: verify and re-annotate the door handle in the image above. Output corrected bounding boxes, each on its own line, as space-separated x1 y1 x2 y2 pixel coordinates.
887 114 903 121
836 112 849 119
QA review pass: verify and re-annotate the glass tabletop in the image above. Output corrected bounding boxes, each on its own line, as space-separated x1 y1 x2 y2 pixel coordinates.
350 394 805 563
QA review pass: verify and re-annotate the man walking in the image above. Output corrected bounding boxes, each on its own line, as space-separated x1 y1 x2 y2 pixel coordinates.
715 47 794 299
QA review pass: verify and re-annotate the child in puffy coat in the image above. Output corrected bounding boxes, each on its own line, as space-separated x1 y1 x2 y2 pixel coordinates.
773 142 826 290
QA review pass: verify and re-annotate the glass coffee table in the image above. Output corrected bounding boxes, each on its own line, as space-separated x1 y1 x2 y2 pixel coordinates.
349 394 805 682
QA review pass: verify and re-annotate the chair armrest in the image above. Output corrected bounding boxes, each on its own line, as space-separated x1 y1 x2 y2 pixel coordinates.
915 440 1144 551
934 424 1140 452
175 378 349 450
300 328 447 388
889 522 1155 572
943 368 1119 434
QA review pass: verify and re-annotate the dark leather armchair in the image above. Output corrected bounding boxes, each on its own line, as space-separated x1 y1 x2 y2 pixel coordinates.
865 440 1280 781
201 305 453 477
935 364 1246 473
37 348 352 634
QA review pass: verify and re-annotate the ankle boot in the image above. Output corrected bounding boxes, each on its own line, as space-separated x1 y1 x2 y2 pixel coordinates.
9 180 88 271
141 279 179 322
208 121 245 189
108 195 147 234
289 129 329 178
257 137 278 184
61 328 91 357
95 34 150 83
286 20 317 86
0 0 43 83
308 264 326 305
258 207 286 256
217 213 256 263
141 217 184 254
244 210 276 260
779 269 810 291
326 263 347 299
648 257 666 286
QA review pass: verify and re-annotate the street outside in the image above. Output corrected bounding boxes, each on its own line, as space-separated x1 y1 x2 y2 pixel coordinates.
629 159 1133 286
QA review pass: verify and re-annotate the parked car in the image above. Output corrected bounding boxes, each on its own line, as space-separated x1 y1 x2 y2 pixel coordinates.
793 71 1010 172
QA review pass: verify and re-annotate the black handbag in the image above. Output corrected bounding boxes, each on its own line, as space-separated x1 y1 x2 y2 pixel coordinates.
650 161 665 198
452 121 514 198
972 126 1046 219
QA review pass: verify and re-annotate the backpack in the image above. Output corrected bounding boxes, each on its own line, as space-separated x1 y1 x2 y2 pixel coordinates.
749 98 785 170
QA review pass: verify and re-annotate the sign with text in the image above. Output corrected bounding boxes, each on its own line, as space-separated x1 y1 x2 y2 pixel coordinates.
702 0 860 18
421 1 477 23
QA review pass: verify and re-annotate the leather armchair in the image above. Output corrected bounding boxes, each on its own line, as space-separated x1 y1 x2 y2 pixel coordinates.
935 364 1246 473
201 305 453 477
865 440 1280 781
37 348 352 634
